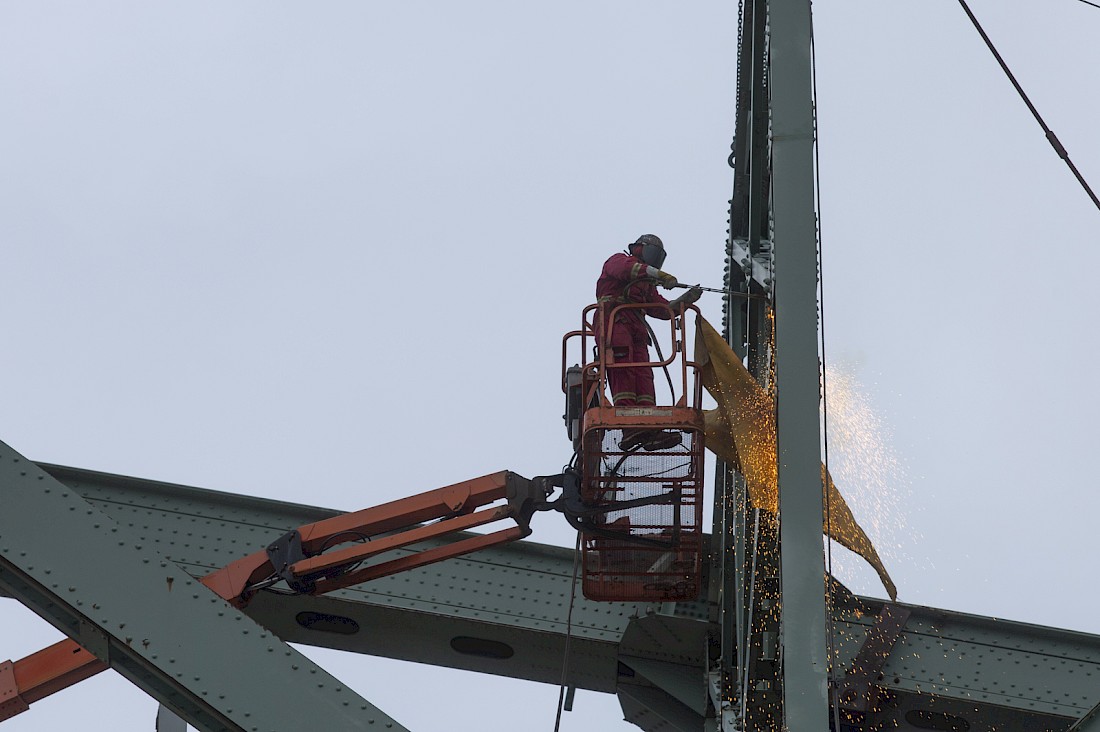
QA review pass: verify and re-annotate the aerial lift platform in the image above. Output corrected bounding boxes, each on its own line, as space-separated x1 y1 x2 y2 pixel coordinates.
561 299 706 603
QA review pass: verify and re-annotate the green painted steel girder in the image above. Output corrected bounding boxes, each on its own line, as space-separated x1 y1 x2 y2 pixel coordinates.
38 463 670 695
14 462 1100 731
768 0 832 728
0 442 409 732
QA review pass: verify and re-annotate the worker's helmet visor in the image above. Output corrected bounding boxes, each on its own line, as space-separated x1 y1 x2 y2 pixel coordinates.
634 235 666 269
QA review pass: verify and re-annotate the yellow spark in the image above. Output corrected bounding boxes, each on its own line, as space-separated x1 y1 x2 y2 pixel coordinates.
823 362 924 597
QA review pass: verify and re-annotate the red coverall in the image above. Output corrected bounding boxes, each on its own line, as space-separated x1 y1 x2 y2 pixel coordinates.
595 252 671 406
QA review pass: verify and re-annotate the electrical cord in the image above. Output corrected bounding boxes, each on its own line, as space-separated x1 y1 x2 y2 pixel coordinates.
553 531 582 732
644 311 678 401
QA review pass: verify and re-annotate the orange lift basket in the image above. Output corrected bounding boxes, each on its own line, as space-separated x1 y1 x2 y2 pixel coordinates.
562 300 705 602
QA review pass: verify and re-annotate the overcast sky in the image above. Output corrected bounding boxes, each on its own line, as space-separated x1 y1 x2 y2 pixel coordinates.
2 1 1098 730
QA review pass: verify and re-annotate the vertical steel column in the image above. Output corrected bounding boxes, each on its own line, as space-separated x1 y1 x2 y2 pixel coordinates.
768 0 831 729
715 0 782 727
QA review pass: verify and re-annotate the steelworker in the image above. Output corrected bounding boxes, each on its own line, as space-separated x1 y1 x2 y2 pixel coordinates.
595 234 702 450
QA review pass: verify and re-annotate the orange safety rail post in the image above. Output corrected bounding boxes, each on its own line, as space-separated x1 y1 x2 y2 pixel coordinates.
559 312 592 387
560 306 601 389
561 304 605 406
0 640 106 721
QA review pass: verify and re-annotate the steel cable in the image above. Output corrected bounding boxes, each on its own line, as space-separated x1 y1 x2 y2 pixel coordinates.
957 0 1100 213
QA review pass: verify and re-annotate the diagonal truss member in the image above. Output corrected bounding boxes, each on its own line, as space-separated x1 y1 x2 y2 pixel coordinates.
0 439 409 732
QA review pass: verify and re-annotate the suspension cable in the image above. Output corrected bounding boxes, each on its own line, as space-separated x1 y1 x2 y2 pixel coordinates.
1075 0 1100 9
957 0 1100 213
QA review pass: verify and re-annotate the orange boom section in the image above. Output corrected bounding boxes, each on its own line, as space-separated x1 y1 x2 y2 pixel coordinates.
562 300 706 602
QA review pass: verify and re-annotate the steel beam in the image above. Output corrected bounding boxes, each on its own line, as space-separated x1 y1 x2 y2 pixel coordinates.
717 3 778 729
768 0 831 728
0 639 104 721
0 441 408 732
20 462 1100 731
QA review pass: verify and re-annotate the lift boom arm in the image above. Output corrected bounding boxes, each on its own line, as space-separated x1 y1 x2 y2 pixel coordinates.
203 470 542 607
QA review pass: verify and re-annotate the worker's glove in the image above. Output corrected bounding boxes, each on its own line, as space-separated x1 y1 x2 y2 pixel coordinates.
669 286 703 309
645 268 679 289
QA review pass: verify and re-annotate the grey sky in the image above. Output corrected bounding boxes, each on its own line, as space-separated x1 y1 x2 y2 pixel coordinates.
1 1 1098 730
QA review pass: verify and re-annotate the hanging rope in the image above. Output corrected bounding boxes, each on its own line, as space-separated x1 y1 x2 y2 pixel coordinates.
957 0 1100 213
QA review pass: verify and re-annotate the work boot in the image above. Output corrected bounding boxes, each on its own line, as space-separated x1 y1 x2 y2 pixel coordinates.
620 429 682 452
620 428 648 451
640 430 682 451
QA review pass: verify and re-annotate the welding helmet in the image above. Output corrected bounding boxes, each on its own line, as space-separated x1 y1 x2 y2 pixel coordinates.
632 234 666 269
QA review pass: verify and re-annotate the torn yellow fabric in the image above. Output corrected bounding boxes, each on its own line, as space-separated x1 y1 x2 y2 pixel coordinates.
695 317 897 601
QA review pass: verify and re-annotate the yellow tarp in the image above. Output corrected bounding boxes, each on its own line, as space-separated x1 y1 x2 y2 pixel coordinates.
695 317 897 601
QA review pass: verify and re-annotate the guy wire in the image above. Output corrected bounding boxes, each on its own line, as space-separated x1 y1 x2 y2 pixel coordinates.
957 0 1100 212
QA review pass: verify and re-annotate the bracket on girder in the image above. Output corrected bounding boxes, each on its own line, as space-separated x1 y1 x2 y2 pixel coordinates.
0 642 103 722
835 603 912 713
729 237 773 293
